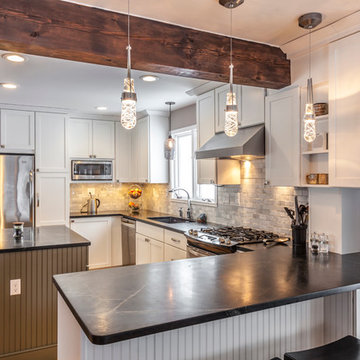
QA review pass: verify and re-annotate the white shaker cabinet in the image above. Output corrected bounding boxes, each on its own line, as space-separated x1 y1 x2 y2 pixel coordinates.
197 91 216 184
35 172 69 226
265 87 300 187
241 85 265 128
0 109 34 153
69 118 115 159
164 244 186 261
92 120 115 159
35 112 68 172
329 32 360 187
116 112 168 184
70 217 112 269
136 234 164 264
69 119 92 158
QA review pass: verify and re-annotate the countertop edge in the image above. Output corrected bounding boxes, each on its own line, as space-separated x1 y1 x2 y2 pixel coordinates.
0 241 90 254
54 278 360 345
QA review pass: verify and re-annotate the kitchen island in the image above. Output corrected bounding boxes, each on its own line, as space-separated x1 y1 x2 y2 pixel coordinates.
54 245 360 360
0 226 90 359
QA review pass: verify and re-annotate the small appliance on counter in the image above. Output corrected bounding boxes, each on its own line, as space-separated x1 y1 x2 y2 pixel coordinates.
81 192 101 214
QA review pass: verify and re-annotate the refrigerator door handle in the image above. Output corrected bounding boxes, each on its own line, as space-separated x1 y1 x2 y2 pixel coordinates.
36 193 40 208
29 170 35 225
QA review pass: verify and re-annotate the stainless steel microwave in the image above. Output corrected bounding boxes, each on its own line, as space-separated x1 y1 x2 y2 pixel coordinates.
71 160 113 181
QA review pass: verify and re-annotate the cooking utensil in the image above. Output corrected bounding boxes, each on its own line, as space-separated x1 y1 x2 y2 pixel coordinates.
294 196 300 225
264 237 290 247
284 207 295 220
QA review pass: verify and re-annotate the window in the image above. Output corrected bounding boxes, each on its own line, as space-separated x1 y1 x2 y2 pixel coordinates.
170 126 216 203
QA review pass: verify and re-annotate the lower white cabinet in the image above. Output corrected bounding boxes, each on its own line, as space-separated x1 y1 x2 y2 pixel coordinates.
70 217 112 269
35 172 69 226
164 244 186 262
136 233 164 265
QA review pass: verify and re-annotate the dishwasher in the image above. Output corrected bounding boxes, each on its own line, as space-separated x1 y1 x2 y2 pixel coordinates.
121 217 136 265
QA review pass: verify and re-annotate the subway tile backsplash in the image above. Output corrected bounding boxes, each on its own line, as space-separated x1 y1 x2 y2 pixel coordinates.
70 159 308 237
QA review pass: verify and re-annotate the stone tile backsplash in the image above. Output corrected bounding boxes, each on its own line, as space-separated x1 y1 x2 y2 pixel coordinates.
70 159 308 237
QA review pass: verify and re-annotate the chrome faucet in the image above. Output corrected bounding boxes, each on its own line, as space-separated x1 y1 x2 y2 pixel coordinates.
169 188 192 220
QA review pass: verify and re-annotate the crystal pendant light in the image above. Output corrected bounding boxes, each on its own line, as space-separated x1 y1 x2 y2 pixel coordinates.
224 3 239 137
299 13 322 143
121 0 137 130
164 101 176 160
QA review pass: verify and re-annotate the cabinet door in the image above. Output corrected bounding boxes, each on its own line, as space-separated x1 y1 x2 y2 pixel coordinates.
35 173 69 226
36 113 68 172
136 233 151 265
241 86 265 128
115 122 132 182
150 238 164 263
329 33 360 187
135 117 149 183
215 84 241 133
265 87 300 186
164 244 186 262
0 109 34 152
197 91 216 184
68 118 92 158
92 120 115 159
70 217 111 269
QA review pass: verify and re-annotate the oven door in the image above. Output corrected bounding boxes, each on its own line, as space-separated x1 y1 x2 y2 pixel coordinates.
71 160 113 181
186 244 216 258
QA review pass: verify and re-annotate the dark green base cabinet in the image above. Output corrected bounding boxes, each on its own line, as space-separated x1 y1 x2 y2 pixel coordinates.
0 246 88 359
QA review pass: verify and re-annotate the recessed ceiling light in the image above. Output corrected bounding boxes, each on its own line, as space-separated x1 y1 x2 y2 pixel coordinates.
1 83 17 89
2 53 26 63
96 106 107 111
140 75 159 82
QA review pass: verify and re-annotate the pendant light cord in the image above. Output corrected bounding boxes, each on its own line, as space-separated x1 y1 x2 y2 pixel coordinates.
126 0 132 82
309 28 312 79
229 7 234 102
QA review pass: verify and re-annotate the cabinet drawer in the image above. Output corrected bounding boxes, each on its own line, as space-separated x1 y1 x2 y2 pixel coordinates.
164 230 187 251
136 221 164 242
164 244 186 262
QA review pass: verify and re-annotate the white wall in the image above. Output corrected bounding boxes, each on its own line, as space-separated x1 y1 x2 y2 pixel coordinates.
171 104 196 130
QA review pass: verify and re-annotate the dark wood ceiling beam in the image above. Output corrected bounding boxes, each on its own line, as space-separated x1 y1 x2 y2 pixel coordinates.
0 0 291 89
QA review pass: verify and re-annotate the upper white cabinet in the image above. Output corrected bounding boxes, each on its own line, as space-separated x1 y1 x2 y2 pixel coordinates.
265 87 300 187
0 109 34 153
329 32 360 187
92 120 115 159
36 112 68 172
197 91 217 184
241 85 265 128
69 118 115 159
214 84 265 133
116 112 168 184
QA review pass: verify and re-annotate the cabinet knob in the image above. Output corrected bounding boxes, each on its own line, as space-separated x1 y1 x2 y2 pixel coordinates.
264 180 270 186
93 155 96 159
70 220 75 223
36 169 39 172
210 180 215 184
0 145 5 149
145 238 151 243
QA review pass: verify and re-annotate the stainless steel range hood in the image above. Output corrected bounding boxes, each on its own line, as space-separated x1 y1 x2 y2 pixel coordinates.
195 124 265 160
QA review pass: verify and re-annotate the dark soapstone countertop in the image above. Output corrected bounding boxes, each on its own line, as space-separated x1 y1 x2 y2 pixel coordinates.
70 209 210 234
0 226 90 253
53 246 360 345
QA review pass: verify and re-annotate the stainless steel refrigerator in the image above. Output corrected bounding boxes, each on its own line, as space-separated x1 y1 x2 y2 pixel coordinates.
0 154 34 229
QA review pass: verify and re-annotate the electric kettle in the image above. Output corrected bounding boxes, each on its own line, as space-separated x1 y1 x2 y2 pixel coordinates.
81 192 101 214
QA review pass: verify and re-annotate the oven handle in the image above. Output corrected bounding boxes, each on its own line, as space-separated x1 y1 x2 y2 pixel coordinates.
186 244 216 257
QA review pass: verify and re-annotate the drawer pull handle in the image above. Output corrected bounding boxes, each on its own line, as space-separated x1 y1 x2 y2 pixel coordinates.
171 238 181 243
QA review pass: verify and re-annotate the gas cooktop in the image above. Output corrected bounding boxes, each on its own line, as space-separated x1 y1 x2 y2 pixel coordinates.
185 226 282 255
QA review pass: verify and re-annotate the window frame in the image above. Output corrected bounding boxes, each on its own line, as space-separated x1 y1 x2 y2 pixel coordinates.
170 125 217 206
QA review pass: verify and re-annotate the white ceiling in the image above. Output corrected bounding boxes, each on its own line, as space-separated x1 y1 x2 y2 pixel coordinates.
0 51 212 115
63 0 360 46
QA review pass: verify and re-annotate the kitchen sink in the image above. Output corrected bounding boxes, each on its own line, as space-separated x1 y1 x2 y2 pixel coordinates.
148 216 194 224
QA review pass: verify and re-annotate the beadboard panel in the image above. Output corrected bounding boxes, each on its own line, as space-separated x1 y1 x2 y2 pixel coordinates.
78 293 354 360
0 246 88 357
